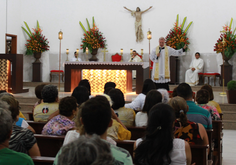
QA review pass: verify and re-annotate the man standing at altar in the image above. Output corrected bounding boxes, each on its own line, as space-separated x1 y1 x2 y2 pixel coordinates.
185 52 204 86
150 37 186 90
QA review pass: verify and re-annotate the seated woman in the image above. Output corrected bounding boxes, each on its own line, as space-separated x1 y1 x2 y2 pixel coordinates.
78 79 92 98
108 89 135 127
201 84 222 114
125 79 156 110
71 86 89 106
135 90 162 127
33 83 47 110
0 107 34 165
169 96 209 145
157 88 169 103
134 103 192 165
0 96 40 156
196 89 220 120
42 96 77 136
34 85 59 122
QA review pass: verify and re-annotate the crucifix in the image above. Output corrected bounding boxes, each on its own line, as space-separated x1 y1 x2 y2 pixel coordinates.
101 48 108 62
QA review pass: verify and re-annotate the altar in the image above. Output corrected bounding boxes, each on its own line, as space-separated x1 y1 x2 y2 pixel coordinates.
64 61 149 94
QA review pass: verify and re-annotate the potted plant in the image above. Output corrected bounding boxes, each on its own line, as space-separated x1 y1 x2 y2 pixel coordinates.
79 17 107 61
22 21 50 63
227 80 236 104
165 14 193 50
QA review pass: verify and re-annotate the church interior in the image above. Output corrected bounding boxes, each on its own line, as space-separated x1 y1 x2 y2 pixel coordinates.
0 0 236 165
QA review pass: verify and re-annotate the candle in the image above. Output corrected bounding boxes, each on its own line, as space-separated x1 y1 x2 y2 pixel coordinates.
76 49 79 55
120 49 123 55
86 47 88 54
66 49 69 54
130 49 133 55
141 49 143 55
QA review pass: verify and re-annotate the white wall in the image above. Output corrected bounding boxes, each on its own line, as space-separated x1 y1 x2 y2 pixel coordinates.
0 0 6 53
3 0 236 82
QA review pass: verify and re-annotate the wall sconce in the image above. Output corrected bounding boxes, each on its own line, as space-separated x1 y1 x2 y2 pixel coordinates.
120 49 123 55
141 49 143 55
130 49 133 55
66 49 69 61
86 47 88 54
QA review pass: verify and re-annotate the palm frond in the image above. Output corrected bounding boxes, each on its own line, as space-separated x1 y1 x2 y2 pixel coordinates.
181 17 187 30
92 17 95 27
176 14 179 26
79 21 88 35
24 21 32 36
86 18 91 31
37 20 40 30
184 21 193 33
21 27 31 38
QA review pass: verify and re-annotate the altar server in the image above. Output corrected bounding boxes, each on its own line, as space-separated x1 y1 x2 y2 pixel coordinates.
70 52 82 62
185 52 204 86
150 37 186 90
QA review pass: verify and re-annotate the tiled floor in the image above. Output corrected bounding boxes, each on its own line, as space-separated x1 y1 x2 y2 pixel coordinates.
222 130 236 165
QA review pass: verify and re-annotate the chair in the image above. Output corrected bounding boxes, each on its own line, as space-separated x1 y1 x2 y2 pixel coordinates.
111 53 122 62
136 53 143 62
203 73 221 86
50 70 64 82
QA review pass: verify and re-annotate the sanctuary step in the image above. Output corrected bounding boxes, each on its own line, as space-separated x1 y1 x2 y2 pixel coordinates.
220 104 236 130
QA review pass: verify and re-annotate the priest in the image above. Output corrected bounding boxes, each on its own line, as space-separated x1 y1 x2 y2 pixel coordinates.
185 52 204 86
128 50 142 62
150 37 186 90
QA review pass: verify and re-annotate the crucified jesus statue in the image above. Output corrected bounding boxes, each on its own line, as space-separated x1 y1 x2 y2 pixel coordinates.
124 6 152 42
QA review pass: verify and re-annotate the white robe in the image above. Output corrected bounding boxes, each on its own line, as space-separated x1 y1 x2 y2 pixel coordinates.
185 58 204 86
129 55 142 78
150 46 185 83
70 57 82 62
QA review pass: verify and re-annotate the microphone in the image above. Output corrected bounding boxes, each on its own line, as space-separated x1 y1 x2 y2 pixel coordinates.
157 47 162 59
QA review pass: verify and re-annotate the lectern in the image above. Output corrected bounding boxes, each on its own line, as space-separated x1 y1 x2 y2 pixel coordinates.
0 54 28 93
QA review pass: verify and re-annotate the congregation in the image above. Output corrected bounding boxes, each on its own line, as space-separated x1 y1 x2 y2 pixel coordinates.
0 78 223 165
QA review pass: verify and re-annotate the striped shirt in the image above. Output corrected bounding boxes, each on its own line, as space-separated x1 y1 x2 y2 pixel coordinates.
9 125 36 154
186 101 212 129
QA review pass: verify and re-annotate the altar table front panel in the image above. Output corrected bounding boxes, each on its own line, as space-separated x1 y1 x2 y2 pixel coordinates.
64 62 149 94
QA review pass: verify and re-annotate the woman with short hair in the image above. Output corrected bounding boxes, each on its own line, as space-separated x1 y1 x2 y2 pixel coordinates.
42 96 77 136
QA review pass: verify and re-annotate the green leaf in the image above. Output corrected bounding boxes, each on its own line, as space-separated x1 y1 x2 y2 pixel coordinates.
92 16 95 27
229 18 233 29
86 18 91 31
176 14 179 26
21 27 31 38
24 21 32 36
79 21 88 35
181 17 187 30
37 20 40 30
184 21 193 33
233 27 236 35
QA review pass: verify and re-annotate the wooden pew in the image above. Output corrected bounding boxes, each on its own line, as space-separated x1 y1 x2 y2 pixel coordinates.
27 112 34 121
126 126 146 140
206 129 213 160
116 140 209 165
28 121 47 134
31 156 55 165
212 120 223 165
34 134 64 157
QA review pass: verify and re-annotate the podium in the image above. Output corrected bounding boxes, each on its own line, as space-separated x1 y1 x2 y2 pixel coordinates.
0 54 28 94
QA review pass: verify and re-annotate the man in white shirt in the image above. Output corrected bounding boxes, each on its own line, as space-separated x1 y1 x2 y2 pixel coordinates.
185 52 204 86
128 50 142 62
150 37 186 90
129 50 142 79
70 52 82 61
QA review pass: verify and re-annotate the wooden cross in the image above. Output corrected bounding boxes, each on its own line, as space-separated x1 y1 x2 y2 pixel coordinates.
101 48 108 62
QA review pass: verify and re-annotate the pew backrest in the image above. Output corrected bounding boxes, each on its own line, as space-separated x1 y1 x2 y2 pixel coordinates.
126 126 146 140
34 134 65 157
28 121 47 134
31 156 55 165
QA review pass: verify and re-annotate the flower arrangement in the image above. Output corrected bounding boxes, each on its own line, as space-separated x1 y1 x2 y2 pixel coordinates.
22 21 50 55
165 14 192 49
214 18 236 59
79 17 107 53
